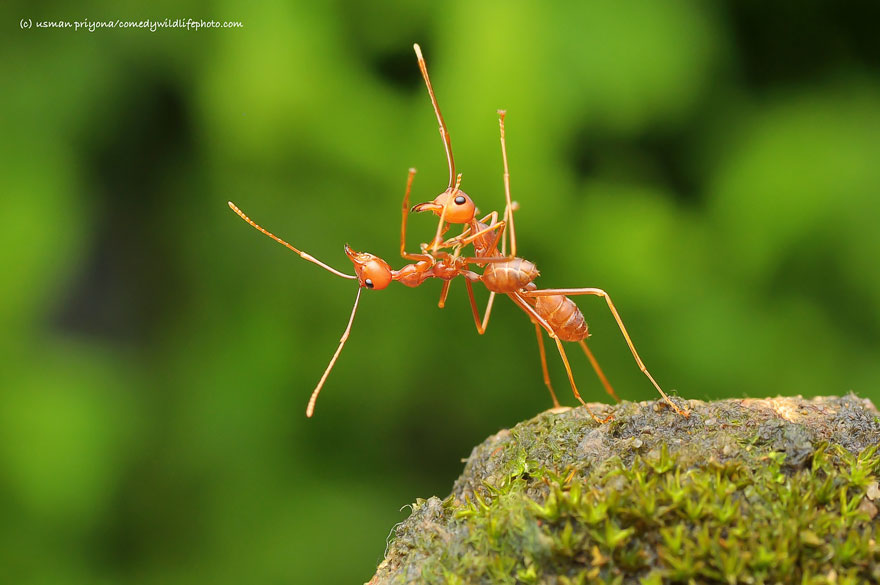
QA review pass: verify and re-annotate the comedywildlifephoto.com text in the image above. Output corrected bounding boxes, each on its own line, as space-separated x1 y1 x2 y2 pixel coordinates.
20 18 244 32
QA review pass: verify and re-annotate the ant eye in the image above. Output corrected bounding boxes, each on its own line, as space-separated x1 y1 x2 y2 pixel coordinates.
365 279 374 289
454 195 466 205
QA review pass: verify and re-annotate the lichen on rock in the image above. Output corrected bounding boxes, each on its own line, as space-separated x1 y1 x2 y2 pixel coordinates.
369 395 880 584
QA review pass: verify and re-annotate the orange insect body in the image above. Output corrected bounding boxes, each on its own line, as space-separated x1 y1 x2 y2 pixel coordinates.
529 292 589 343
481 258 539 293
408 44 688 421
228 43 689 421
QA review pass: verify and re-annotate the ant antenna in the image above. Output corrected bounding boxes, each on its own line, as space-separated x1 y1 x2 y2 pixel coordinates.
228 202 357 280
413 43 455 189
306 287 362 417
450 172 463 195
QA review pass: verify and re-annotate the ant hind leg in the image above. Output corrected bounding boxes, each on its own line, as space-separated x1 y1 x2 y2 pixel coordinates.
520 287 689 418
533 323 563 409
578 340 620 403
509 293 612 423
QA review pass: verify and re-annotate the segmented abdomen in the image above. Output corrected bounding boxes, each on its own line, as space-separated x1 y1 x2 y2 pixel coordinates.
534 294 588 342
482 258 539 293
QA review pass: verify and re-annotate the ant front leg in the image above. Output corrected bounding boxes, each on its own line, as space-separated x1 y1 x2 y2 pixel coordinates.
439 210 496 249
497 110 517 258
400 168 435 264
520 287 689 418
443 219 506 256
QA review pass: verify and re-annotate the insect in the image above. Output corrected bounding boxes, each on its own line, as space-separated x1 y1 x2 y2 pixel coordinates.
406 44 689 420
228 44 688 420
228 197 470 417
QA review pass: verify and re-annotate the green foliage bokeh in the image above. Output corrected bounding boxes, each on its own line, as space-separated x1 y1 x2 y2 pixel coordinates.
2 1 879 583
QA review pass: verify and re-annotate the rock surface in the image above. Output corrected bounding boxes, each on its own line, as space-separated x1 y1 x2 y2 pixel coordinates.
369 395 880 584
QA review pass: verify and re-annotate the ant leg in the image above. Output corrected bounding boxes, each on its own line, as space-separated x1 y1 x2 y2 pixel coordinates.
400 168 414 257
449 204 514 258
578 340 620 402
552 337 613 423
498 110 516 258
438 280 452 308
534 323 561 408
452 205 517 262
520 288 689 418
440 212 507 261
479 210 499 225
440 210 498 248
482 292 497 333
446 220 506 250
400 169 434 263
441 223 473 248
476 209 506 258
509 293 612 423
459 255 518 264
228 202 357 280
464 279 497 334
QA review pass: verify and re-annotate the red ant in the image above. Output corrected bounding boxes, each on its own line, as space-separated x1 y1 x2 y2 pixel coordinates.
227 44 689 421
406 44 689 420
228 198 467 417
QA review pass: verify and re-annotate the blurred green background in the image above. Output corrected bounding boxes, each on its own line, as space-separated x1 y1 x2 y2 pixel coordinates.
3 1 879 583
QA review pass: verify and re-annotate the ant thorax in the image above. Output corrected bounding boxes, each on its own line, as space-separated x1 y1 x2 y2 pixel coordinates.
393 262 433 288
470 219 501 259
431 257 460 280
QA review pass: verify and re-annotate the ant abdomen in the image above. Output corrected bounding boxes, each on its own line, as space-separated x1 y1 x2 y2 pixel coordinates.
482 258 539 293
533 294 589 342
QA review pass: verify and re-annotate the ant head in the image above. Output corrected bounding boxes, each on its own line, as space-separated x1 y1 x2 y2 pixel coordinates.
411 187 476 224
344 245 393 290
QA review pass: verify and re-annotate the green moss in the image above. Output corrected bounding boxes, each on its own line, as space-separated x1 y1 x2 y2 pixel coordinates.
416 447 880 583
372 396 880 584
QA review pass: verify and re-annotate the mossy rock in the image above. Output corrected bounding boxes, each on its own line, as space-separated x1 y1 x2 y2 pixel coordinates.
369 395 880 584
